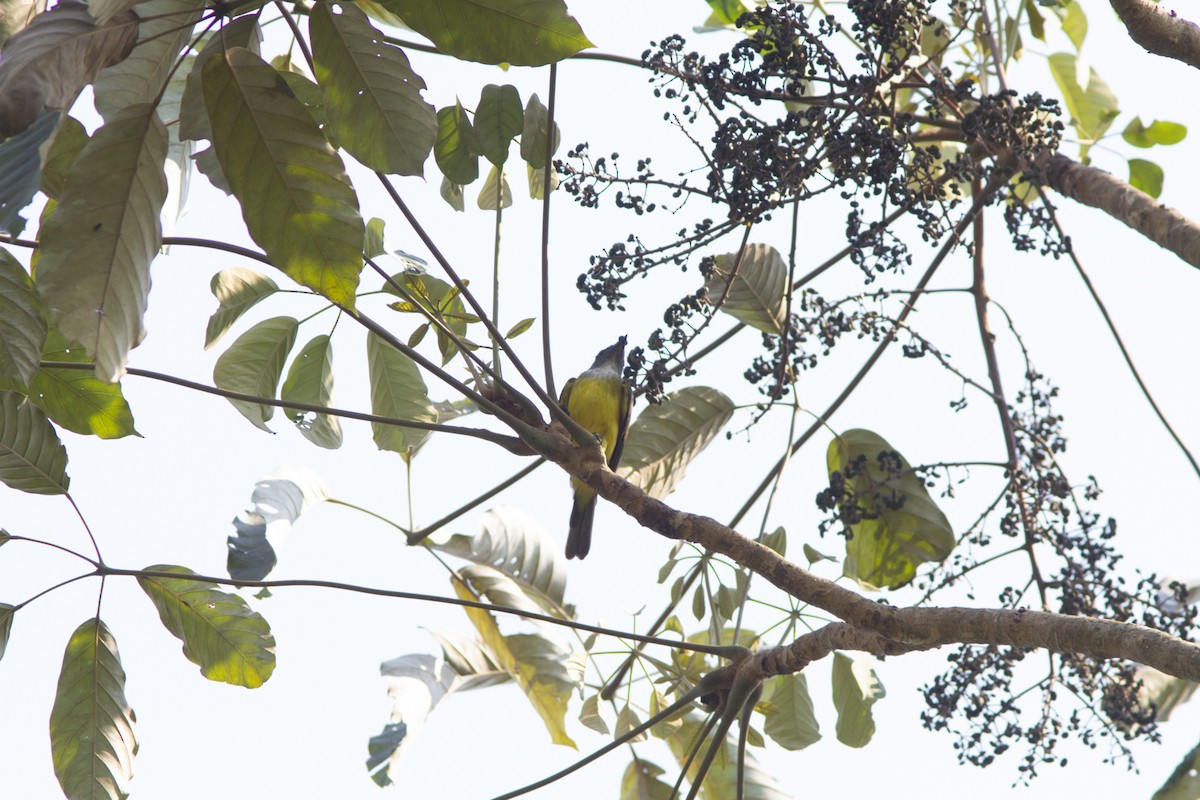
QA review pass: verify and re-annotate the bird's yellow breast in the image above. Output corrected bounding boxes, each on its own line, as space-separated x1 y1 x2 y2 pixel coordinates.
566 373 625 461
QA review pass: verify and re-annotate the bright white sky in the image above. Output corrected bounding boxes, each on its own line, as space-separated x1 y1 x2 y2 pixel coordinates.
3 2 1200 799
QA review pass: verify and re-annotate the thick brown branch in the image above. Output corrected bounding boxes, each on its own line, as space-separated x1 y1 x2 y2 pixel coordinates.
1110 0 1200 70
1037 152 1200 269
566 462 1200 683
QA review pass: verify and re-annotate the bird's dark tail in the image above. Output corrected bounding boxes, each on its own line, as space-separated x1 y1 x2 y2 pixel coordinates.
566 496 596 560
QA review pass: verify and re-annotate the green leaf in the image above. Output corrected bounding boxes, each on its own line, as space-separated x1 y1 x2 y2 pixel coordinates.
1024 0 1045 41
475 84 523 167
0 1 138 140
803 542 836 564
369 654 460 786
428 506 568 607
1046 52 1119 155
178 16 262 142
377 0 593 66
33 104 167 382
310 1 436 175
0 248 46 386
366 331 437 462
477 164 512 210
227 465 329 582
1154 742 1200 800
453 573 577 748
579 694 610 735
1131 664 1199 724
93 0 205 121
384 270 471 364
762 673 821 750
27 328 139 439
138 564 276 687
440 175 465 211
0 603 13 663
519 92 559 169
0 109 59 235
280 334 343 449
705 0 750 26
1123 118 1188 148
620 759 677 800
435 101 481 185
39 114 88 201
831 652 884 747
202 47 364 308
424 627 509 687
620 386 735 500
1129 158 1164 198
505 317 535 339
702 243 788 334
761 526 786 557
827 428 955 590
527 162 559 200
1060 0 1086 51
364 217 387 259
49 618 137 800
616 704 646 743
212 316 298 431
0 390 69 494
666 714 792 800
204 267 280 350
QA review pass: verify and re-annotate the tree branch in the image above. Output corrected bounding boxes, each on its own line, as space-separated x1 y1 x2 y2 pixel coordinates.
1110 0 1200 70
1035 152 1200 269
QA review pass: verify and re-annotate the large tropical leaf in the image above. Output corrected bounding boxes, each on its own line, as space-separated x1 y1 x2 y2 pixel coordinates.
434 101 480 185
203 267 280 349
0 390 69 494
519 92 559 169
619 386 734 500
27 328 139 439
0 248 46 386
1155 742 1200 800
378 0 593 66
34 103 167 383
138 564 276 687
702 243 787 334
0 0 137 138
280 333 343 449
177 16 261 142
226 465 329 581
826 428 954 590
666 714 792 800
474 83 523 167
1046 52 1119 158
202 47 364 308
365 331 436 462
0 108 58 234
424 627 510 689
428 506 567 608
761 673 820 750
621 758 676 800
368 654 459 787
48 618 137 800
310 1 436 175
831 651 884 747
92 0 204 119
453 572 577 747
39 113 87 200
212 316 298 431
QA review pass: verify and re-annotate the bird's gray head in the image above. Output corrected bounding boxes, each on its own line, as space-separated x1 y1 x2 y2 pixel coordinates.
590 335 627 371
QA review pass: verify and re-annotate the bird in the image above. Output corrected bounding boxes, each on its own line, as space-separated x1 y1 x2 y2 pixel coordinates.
558 336 633 560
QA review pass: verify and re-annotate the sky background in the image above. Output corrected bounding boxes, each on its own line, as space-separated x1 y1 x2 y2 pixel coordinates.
3 1 1200 798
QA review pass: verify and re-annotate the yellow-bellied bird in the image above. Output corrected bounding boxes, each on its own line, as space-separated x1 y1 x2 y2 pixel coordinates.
559 336 633 560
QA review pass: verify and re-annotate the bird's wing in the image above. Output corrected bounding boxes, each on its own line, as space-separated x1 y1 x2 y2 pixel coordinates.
558 377 576 410
608 383 633 470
